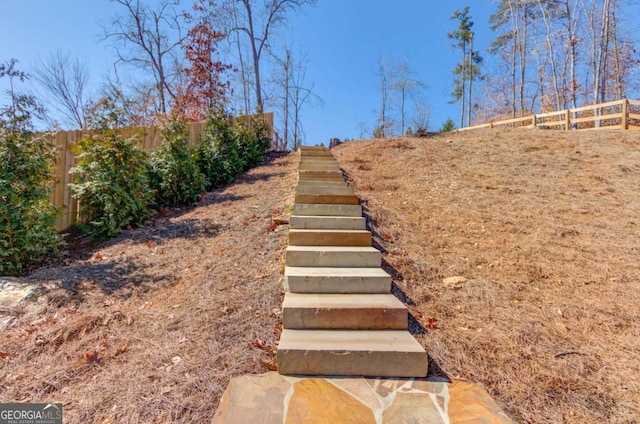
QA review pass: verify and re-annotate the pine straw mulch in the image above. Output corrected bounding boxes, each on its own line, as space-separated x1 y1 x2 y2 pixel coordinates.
333 129 640 424
0 151 298 423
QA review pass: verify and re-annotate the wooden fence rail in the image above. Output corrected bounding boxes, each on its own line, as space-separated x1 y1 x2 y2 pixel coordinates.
47 112 280 232
458 99 640 132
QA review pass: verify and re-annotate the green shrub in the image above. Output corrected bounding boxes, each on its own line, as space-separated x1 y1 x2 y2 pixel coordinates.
198 114 244 189
236 119 272 170
0 59 61 275
0 129 61 275
148 118 206 207
440 118 457 132
69 129 154 240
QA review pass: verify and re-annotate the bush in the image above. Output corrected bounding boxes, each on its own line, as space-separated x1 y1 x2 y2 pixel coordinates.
148 118 206 207
198 115 244 189
0 59 61 275
236 119 271 170
0 129 61 275
440 118 457 133
70 129 154 240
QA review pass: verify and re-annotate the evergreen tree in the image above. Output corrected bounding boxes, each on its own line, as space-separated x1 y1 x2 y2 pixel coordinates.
448 6 483 128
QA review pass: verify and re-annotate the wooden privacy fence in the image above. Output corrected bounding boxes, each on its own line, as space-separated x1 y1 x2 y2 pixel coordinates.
47 112 282 232
458 99 640 132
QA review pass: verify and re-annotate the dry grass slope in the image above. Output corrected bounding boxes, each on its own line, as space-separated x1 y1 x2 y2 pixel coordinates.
0 152 297 423
333 129 640 424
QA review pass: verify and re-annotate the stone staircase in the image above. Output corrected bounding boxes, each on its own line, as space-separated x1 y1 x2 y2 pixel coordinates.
276 146 429 377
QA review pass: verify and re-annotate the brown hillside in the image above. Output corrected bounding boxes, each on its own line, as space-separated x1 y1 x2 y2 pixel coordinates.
333 128 640 423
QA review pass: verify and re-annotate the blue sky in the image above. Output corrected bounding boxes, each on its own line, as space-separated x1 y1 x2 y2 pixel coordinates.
7 1 633 145
291 1 496 142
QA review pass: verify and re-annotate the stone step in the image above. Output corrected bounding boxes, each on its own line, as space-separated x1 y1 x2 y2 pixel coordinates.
300 146 330 150
290 216 366 230
299 157 338 163
300 150 333 157
298 167 342 173
298 170 344 181
299 158 339 164
288 229 371 246
284 266 391 293
296 180 348 187
282 293 407 330
295 193 359 205
296 186 355 196
286 246 381 268
276 329 428 377
292 204 362 217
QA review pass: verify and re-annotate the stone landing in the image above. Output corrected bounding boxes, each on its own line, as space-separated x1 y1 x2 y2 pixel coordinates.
212 372 513 423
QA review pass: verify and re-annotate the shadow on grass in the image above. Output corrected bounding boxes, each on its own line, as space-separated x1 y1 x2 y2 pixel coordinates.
28 255 174 308
29 151 294 303
342 177 451 382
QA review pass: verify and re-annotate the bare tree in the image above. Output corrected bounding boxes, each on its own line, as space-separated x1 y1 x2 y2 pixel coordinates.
228 0 315 114
411 99 431 133
289 50 322 149
102 0 185 115
32 51 90 129
272 46 321 149
393 61 428 135
375 55 395 139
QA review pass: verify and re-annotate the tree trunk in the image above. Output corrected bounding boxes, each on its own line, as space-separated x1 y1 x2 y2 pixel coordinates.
537 0 562 111
283 50 291 149
467 35 473 126
519 3 528 116
460 39 466 128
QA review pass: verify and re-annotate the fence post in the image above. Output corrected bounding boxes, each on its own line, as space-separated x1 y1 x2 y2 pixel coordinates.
565 110 570 131
621 99 629 130
532 114 537 128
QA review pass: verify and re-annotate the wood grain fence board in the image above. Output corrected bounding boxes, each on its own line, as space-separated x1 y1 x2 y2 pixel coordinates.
569 99 622 113
576 125 621 131
571 113 622 124
536 110 567 118
494 115 535 126
628 113 640 121
536 121 564 126
628 100 640 106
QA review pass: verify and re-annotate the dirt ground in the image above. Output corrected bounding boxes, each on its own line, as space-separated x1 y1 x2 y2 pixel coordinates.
0 152 297 423
333 129 640 424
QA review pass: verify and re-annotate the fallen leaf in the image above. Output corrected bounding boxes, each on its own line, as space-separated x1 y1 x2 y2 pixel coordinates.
85 350 102 365
0 351 9 359
266 222 278 232
425 317 439 330
251 339 266 349
115 345 128 357
94 253 103 260
146 240 153 248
